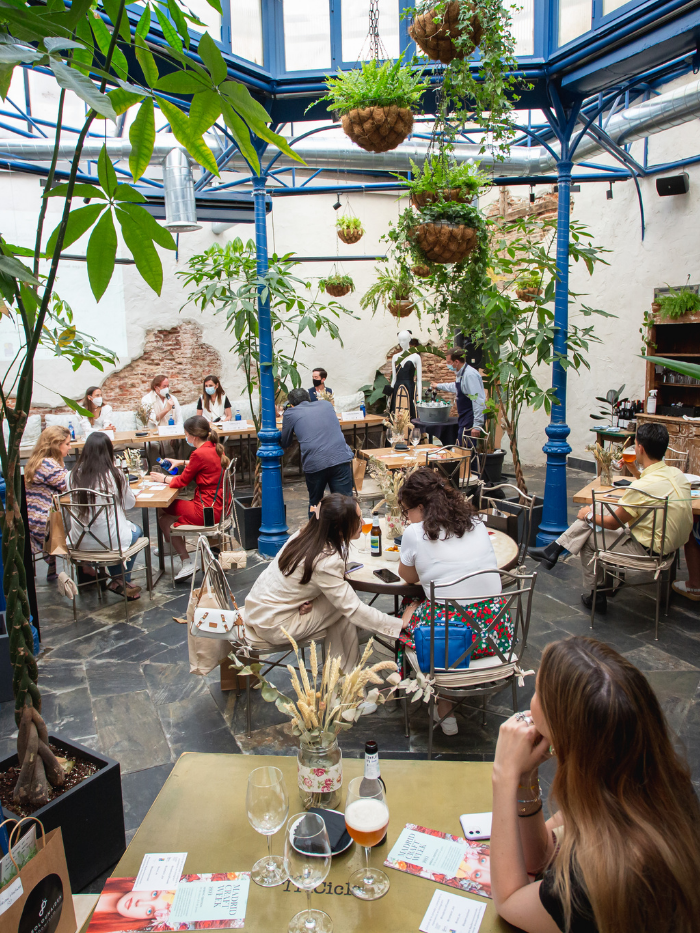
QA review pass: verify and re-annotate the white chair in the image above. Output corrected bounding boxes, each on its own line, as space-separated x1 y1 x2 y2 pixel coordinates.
58 489 152 622
665 446 689 472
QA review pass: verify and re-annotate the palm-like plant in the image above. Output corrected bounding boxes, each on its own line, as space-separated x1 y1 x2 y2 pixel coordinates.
591 386 627 424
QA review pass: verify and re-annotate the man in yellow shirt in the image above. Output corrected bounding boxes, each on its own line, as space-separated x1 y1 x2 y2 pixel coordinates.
528 423 692 613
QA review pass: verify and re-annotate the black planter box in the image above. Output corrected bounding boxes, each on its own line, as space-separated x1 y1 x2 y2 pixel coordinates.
234 496 286 551
0 735 125 891
483 450 506 485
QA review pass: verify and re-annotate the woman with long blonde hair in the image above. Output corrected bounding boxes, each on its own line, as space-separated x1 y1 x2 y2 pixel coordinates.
490 635 700 933
25 425 72 580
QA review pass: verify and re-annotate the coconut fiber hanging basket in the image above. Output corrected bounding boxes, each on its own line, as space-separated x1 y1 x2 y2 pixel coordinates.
341 105 414 153
408 1 483 65
413 222 477 264
325 283 353 297
388 299 415 318
411 188 470 208
516 288 542 302
337 227 364 244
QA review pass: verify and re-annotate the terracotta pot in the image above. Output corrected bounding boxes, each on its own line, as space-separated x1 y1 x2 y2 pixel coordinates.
411 188 470 208
388 299 415 318
411 263 431 277
412 222 477 264
341 105 414 153
651 301 661 315
516 287 542 301
337 227 364 244
324 283 353 297
408 1 483 65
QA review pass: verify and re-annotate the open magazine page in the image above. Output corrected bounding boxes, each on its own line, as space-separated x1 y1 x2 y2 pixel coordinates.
385 824 491 899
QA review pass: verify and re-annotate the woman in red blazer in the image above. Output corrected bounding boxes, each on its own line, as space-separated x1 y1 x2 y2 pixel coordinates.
149 415 230 580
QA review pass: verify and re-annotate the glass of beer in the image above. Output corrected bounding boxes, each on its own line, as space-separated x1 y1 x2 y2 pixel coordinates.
361 511 373 551
344 776 391 900
622 448 637 466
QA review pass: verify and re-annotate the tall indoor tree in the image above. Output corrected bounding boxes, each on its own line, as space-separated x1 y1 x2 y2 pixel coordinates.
0 0 301 805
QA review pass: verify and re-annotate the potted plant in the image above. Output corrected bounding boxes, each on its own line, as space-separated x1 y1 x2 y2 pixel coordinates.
655 281 700 320
405 155 488 207
516 269 543 301
409 0 482 63
360 265 419 318
411 201 482 264
319 273 355 298
315 55 430 153
590 386 627 427
336 216 365 245
367 456 416 540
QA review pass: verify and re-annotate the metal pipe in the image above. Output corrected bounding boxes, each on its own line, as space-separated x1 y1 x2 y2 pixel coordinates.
162 148 200 232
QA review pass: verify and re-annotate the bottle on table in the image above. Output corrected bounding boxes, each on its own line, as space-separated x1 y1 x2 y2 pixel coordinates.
68 421 75 441
235 405 242 422
360 402 366 418
360 741 387 845
370 517 382 557
168 414 175 426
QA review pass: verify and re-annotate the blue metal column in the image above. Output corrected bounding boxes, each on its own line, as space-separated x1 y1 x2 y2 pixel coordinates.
252 175 289 556
536 158 573 544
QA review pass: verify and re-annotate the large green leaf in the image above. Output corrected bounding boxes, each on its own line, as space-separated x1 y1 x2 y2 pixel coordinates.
154 5 183 54
135 4 151 38
642 355 700 380
129 97 155 182
222 81 304 165
202 0 222 13
65 0 93 28
101 0 131 42
220 100 259 173
86 208 117 300
0 255 39 286
166 0 190 50
89 12 129 79
118 202 176 250
198 31 226 85
72 17 94 75
114 184 146 202
115 206 163 295
158 98 220 176
97 145 118 197
189 88 221 136
0 63 14 100
0 41 43 64
135 35 159 87
46 203 106 256
106 86 145 116
155 70 208 94
49 58 116 120
44 182 107 200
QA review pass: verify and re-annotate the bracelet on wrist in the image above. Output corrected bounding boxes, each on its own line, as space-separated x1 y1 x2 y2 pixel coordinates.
518 802 543 818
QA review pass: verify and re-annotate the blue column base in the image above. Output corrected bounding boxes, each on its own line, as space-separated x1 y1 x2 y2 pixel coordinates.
536 422 572 546
256 428 289 558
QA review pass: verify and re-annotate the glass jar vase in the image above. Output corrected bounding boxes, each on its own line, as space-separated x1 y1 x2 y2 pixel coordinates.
385 512 404 541
297 732 342 810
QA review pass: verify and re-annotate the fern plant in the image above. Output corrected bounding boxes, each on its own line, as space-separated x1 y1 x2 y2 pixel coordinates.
404 156 488 199
315 55 430 114
319 273 355 291
360 265 419 315
657 284 700 320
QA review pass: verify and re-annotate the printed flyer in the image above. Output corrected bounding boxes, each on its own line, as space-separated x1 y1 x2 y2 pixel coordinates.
385 824 491 899
86 874 250 932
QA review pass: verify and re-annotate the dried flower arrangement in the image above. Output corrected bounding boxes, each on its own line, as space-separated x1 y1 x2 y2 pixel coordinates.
585 442 623 487
124 448 144 474
315 387 335 405
367 459 418 537
384 408 412 439
134 401 151 428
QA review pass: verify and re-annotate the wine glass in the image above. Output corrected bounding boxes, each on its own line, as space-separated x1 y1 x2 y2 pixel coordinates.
360 511 373 552
344 776 391 900
411 426 422 451
284 812 332 933
246 766 289 887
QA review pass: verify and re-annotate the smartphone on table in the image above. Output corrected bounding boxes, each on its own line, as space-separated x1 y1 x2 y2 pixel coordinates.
373 568 400 584
346 562 363 574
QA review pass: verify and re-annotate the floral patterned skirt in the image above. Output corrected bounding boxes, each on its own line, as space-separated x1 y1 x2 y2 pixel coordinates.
397 597 514 669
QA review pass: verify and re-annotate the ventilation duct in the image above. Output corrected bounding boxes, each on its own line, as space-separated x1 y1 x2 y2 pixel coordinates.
162 148 200 232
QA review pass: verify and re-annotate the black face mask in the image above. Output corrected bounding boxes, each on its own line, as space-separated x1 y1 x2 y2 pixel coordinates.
312 378 323 387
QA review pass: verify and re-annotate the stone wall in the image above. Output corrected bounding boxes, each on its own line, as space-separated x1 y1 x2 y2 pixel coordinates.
380 341 458 415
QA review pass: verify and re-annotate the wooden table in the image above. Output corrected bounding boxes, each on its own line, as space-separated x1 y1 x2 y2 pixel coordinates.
131 479 180 584
104 753 512 933
572 476 700 515
358 444 470 470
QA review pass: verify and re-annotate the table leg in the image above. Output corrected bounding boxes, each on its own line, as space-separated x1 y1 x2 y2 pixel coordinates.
142 505 166 586
142 508 154 595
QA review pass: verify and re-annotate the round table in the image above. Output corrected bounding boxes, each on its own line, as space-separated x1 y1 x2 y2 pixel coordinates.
345 527 519 600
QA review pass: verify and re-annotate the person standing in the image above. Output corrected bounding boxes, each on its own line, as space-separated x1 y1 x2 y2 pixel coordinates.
78 386 115 434
196 374 232 424
141 374 182 428
431 348 485 445
25 426 71 581
308 367 332 402
281 388 354 509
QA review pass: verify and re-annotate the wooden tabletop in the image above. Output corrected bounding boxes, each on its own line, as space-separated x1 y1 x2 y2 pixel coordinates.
107 753 513 933
131 479 180 509
358 444 470 470
572 476 700 514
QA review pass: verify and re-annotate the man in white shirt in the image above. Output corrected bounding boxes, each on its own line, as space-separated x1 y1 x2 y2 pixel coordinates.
431 348 486 446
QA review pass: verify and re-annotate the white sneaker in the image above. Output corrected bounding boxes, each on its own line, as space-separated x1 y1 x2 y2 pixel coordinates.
432 706 458 736
174 559 195 582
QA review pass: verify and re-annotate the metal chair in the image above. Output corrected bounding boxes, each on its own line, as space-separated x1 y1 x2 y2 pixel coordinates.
59 488 152 622
402 568 537 759
665 446 690 471
422 445 472 491
589 489 677 639
169 458 239 583
480 483 536 567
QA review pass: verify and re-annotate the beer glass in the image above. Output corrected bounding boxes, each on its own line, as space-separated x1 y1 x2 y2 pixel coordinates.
284 812 332 933
246 766 289 886
360 511 372 552
344 776 390 900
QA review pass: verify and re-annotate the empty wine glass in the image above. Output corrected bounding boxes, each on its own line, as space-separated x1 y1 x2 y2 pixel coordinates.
284 812 332 933
345 775 391 900
411 426 422 450
246 766 289 887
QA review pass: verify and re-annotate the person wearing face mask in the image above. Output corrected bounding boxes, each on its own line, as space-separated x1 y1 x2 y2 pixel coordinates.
196 374 232 424
149 415 230 581
77 385 116 434
308 367 332 402
141 374 182 428
431 348 485 446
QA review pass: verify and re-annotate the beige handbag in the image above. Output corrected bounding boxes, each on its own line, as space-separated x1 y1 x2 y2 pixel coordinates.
186 537 243 675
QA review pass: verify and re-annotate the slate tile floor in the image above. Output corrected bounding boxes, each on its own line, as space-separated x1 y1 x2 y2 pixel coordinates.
1 470 699 892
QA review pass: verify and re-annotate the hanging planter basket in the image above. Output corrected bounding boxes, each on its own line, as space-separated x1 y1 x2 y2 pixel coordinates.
411 263 432 277
388 299 415 319
341 105 414 153
516 288 542 302
325 283 353 297
412 222 477 264
337 227 364 245
408 1 483 65
411 188 470 208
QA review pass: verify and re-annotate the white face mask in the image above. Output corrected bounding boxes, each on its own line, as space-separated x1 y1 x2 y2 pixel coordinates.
92 396 103 407
205 386 217 396
158 387 169 398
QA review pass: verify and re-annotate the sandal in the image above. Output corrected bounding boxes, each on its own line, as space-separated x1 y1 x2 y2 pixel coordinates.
107 580 140 601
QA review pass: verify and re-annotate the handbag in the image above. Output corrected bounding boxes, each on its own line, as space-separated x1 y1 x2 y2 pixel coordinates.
414 617 473 673
187 537 243 675
200 468 225 527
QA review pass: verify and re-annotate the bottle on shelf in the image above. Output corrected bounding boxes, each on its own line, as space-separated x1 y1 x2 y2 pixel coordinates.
68 421 75 441
156 457 178 476
611 404 619 429
235 405 242 422
370 517 382 557
359 740 387 845
647 390 657 414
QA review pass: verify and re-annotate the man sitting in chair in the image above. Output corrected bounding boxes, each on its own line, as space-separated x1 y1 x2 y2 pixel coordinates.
528 423 692 613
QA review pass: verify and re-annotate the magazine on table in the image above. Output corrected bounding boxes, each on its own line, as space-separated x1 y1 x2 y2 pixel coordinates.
385 824 491 899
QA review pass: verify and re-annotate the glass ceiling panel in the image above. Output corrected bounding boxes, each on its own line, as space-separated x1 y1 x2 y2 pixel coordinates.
602 0 629 13
511 0 534 56
177 0 221 40
558 0 591 46
230 0 264 65
283 0 332 71
341 0 400 63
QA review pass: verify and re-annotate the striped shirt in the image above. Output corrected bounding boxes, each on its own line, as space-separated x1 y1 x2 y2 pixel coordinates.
26 458 67 554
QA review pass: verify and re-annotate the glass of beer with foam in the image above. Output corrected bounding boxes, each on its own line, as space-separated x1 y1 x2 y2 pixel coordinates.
344 776 391 900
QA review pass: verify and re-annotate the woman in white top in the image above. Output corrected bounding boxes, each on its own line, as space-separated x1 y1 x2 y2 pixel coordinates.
196 374 232 424
67 432 142 600
141 374 182 428
397 468 509 736
244 493 406 670
77 385 115 435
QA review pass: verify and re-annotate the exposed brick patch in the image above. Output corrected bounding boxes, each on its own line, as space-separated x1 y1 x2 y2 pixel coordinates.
380 341 458 415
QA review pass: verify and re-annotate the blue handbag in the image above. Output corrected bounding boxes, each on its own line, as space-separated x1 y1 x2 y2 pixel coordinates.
414 619 473 673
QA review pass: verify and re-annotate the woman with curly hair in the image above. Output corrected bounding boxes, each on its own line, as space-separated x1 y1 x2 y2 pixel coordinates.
25 425 71 581
397 467 510 735
490 636 700 933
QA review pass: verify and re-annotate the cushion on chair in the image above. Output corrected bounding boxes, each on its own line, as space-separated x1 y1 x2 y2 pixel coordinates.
66 536 150 562
180 401 198 421
45 413 85 436
228 398 260 421
110 410 137 432
334 391 365 412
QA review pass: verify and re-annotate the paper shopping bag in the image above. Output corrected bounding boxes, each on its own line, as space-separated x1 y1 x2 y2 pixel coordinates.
187 585 230 674
44 499 68 557
0 818 76 933
352 457 366 491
